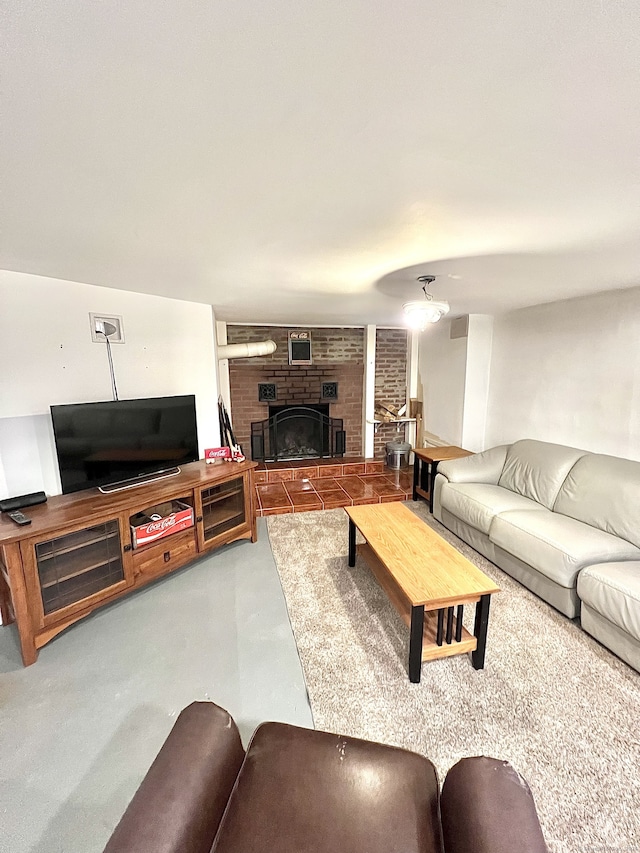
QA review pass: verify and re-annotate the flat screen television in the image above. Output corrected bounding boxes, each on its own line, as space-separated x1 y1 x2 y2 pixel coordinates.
51 395 199 494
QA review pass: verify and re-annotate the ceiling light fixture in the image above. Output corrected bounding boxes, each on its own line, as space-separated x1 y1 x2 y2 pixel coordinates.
403 276 450 330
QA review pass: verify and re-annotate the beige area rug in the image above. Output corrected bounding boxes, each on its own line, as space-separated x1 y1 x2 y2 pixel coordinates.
266 503 640 853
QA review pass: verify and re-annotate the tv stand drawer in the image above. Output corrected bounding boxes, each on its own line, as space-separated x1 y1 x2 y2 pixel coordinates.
132 529 197 580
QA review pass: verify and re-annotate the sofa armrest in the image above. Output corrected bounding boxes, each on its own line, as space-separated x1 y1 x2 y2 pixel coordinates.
441 757 547 853
438 445 509 485
104 702 246 853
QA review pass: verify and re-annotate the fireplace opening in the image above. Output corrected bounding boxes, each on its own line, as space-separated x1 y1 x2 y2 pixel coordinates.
269 404 327 459
250 404 346 462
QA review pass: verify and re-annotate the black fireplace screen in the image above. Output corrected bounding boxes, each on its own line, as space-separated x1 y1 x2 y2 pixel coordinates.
251 405 346 462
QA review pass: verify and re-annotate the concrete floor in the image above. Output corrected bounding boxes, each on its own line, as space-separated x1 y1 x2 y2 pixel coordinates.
0 519 312 852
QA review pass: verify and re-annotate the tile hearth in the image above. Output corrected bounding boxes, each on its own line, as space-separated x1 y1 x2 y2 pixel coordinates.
254 457 413 516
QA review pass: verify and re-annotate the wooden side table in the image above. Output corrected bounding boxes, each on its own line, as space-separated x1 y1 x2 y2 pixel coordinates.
413 445 474 512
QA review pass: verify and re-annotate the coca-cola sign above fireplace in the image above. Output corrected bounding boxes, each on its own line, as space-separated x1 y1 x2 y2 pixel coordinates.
288 330 312 365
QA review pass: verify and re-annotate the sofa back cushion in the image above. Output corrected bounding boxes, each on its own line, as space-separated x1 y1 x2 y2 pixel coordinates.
497 440 587 509
212 722 442 853
554 454 640 548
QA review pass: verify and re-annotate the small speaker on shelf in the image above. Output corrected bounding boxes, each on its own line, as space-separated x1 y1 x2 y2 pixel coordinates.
0 491 47 513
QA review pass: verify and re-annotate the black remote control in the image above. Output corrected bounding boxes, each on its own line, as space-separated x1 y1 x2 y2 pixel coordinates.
7 510 31 526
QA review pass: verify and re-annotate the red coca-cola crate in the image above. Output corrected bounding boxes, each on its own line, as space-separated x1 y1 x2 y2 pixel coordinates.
130 499 194 549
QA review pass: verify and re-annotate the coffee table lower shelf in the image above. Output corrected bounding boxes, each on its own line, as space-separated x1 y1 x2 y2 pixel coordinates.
416 610 477 661
358 542 477 665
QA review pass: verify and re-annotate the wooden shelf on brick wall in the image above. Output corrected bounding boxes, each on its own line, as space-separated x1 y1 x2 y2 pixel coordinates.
368 418 416 434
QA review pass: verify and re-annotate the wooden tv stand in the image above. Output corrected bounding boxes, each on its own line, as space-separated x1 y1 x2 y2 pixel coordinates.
0 459 257 666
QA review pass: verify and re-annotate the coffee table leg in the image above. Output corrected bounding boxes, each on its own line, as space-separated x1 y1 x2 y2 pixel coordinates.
472 594 491 670
412 455 420 500
409 605 425 682
348 518 356 567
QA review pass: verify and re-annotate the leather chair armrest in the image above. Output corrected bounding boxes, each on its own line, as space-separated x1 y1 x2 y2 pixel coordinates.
441 757 548 853
438 445 509 485
104 702 245 853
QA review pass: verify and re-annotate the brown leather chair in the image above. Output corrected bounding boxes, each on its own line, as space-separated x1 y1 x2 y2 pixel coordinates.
104 702 548 853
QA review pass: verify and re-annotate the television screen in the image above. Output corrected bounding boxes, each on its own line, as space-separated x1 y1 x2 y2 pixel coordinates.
51 396 199 494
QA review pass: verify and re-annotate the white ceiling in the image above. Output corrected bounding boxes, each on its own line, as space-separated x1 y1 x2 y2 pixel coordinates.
2 1 639 326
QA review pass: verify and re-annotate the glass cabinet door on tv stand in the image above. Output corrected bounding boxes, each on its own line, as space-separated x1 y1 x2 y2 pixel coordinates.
26 518 131 624
198 476 248 548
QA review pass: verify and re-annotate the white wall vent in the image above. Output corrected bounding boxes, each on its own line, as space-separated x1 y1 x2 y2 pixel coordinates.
90 313 125 343
450 315 469 339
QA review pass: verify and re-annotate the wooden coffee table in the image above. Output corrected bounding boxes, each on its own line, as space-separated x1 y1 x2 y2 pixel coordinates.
413 445 474 512
345 503 500 683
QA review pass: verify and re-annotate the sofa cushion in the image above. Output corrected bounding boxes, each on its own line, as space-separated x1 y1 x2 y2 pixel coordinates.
211 721 442 853
440 483 545 535
438 445 509 485
489 509 640 589
577 562 640 643
553 453 640 549
497 440 587 510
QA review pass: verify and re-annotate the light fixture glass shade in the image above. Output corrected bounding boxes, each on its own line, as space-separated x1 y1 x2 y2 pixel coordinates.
402 300 450 330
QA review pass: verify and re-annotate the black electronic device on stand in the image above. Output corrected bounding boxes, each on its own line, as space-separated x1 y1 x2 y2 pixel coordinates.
0 491 47 513
6 510 32 526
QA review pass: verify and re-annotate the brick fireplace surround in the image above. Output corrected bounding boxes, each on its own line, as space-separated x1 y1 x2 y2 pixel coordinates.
226 325 408 462
254 457 414 516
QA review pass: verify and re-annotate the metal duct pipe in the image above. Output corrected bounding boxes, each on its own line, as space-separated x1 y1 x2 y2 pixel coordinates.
217 340 277 360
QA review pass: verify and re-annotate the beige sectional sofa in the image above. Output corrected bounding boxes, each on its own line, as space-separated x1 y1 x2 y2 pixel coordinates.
433 439 640 672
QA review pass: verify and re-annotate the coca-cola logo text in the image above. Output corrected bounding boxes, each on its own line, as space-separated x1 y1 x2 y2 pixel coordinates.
143 515 177 534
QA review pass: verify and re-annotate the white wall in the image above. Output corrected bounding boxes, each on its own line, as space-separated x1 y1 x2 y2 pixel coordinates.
416 320 467 446
461 315 494 452
485 287 640 460
0 270 220 497
363 325 377 457
215 320 231 413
